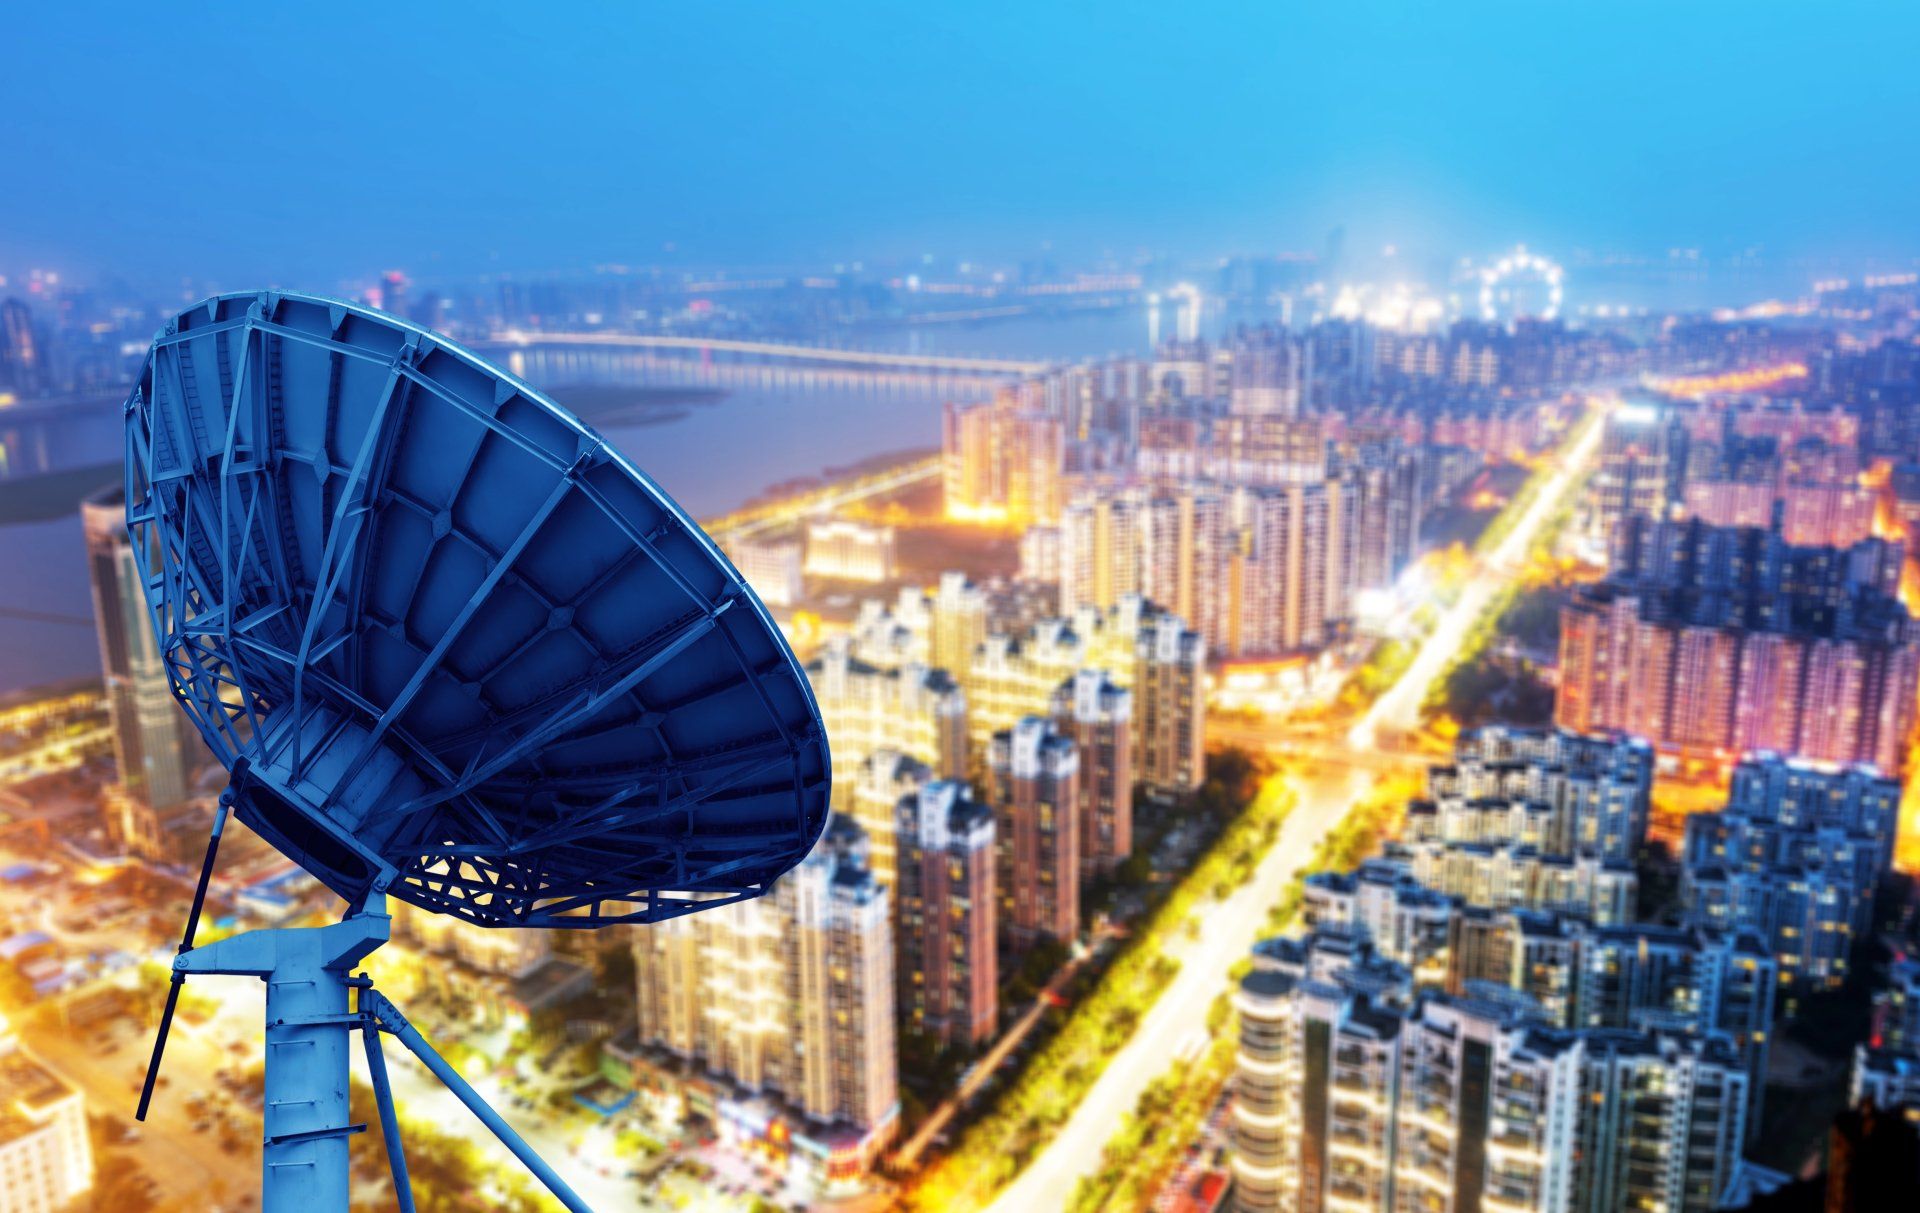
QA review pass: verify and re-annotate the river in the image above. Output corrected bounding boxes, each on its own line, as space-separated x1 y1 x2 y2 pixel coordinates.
0 303 1214 693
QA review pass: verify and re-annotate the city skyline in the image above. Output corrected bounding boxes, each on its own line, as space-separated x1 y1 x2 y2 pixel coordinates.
6 6 1920 1213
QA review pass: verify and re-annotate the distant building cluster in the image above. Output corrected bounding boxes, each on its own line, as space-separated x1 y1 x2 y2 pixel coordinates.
1589 401 1874 549
941 327 1580 659
1558 516 1920 772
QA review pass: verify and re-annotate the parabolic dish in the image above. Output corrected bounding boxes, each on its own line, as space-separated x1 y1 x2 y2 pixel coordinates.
124 291 830 927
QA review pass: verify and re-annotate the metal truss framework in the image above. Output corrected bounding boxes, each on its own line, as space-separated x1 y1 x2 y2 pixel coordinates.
124 292 831 927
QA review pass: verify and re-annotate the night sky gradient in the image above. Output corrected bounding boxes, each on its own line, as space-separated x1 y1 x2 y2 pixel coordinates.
4 2 1917 285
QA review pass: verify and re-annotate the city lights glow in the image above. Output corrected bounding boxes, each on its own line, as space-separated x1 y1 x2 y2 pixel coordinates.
1650 362 1809 398
1478 246 1564 323
4 10 1920 1213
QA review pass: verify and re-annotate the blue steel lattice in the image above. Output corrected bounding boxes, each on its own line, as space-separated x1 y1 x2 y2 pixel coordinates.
123 292 830 927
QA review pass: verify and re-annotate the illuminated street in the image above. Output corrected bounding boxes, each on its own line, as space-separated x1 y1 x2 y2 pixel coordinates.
985 401 1607 1213
6 11 1920 1210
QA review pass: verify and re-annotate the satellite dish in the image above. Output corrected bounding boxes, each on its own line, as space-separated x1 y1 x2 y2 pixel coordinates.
124 291 831 1212
126 290 829 926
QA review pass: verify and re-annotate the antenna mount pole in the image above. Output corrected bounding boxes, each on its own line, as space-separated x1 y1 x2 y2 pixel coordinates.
175 894 391 1212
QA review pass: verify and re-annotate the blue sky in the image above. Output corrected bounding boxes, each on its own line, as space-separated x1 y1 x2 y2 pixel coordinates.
4 1 1917 286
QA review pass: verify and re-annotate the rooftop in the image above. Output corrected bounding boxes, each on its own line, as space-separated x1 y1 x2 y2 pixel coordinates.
0 1040 79 1141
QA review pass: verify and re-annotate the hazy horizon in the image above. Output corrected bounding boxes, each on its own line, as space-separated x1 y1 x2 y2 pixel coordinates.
5 1 1918 291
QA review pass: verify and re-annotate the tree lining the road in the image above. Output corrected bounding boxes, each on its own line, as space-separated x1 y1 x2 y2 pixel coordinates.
911 400 1604 1211
905 752 1291 1212
346 1078 549 1213
1065 771 1418 1212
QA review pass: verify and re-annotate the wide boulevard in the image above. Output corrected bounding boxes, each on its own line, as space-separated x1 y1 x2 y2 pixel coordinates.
985 399 1609 1212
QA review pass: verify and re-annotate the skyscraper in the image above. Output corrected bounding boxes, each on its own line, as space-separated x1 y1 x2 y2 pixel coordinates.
1134 611 1206 795
989 717 1081 948
1050 670 1134 877
0 298 44 398
895 781 998 1046
82 485 204 861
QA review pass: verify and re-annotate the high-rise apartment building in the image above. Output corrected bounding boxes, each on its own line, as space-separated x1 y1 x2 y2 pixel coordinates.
1050 670 1134 877
965 623 1089 770
1304 857 1779 1136
1678 415 1873 547
82 485 205 862
1302 859 1454 977
1588 404 1686 538
1133 610 1206 795
1577 1030 1752 1213
1211 415 1326 482
1225 326 1305 417
1558 519 1920 772
941 394 1065 526
1681 755 1900 997
0 1027 92 1213
848 589 933 671
1569 921 1777 1130
1059 487 1228 648
1224 478 1359 655
725 535 804 607
1230 930 1753 1213
1429 727 1654 864
895 781 997 1046
1061 465 1401 661
928 571 989 679
849 750 933 892
806 637 968 803
1342 440 1425 593
989 717 1080 948
1400 844 1637 926
1852 958 1920 1113
631 817 897 1179
1392 728 1650 925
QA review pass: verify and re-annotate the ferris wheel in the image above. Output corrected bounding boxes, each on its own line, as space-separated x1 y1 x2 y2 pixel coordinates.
1479 246 1564 323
